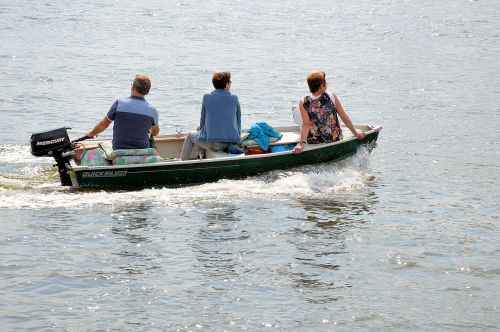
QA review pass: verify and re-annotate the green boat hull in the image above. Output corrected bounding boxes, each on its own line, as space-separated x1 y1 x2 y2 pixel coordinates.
69 129 379 188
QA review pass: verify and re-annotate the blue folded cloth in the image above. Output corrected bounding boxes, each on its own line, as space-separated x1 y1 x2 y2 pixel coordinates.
247 122 283 150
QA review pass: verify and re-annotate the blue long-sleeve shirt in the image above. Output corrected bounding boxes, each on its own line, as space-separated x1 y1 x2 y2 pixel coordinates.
196 89 241 143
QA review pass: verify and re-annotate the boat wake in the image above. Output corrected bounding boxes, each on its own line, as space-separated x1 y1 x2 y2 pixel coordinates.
0 145 376 210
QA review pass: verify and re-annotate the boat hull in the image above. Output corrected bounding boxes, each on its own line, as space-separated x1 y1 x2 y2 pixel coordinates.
68 128 380 188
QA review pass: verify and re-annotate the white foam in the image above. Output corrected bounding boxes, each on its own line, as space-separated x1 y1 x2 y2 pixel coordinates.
0 145 47 164
0 147 375 210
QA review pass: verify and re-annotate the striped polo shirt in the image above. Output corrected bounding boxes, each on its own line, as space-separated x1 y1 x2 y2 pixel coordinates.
106 96 159 150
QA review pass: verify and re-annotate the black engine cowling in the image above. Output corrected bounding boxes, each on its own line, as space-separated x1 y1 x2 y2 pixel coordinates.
30 127 74 186
30 127 72 157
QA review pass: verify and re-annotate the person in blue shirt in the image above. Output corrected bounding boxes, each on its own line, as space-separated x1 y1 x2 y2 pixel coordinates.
180 71 241 160
85 74 160 150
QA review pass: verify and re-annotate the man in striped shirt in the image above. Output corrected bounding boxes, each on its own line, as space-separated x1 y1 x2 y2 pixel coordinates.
86 74 160 150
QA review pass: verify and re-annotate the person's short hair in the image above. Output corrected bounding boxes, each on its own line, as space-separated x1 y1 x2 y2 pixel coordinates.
306 71 326 94
212 71 231 89
133 74 151 95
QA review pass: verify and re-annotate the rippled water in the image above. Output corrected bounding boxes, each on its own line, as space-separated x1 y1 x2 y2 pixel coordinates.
1 0 499 331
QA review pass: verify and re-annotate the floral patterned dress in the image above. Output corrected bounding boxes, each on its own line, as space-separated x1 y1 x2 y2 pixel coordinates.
303 92 343 143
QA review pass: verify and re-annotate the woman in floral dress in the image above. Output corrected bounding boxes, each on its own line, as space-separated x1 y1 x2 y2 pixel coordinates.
293 71 366 154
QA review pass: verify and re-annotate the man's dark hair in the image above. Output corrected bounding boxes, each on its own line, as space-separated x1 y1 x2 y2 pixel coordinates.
133 74 151 95
212 71 231 89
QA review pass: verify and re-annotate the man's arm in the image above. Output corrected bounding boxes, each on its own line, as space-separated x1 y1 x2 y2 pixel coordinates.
236 98 241 132
86 117 112 138
151 124 160 136
198 104 206 131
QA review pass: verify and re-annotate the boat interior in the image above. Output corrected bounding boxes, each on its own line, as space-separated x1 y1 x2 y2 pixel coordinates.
71 125 375 166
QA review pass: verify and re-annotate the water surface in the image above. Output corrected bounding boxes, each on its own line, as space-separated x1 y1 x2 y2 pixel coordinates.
1 0 499 330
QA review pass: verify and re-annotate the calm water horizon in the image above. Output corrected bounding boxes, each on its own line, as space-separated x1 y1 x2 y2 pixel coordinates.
1 0 499 331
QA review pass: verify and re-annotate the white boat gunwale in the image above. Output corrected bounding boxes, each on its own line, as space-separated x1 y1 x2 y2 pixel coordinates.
69 125 382 171
69 125 382 172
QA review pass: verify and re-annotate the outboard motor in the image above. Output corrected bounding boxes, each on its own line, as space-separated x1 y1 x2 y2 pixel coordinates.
30 127 75 186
